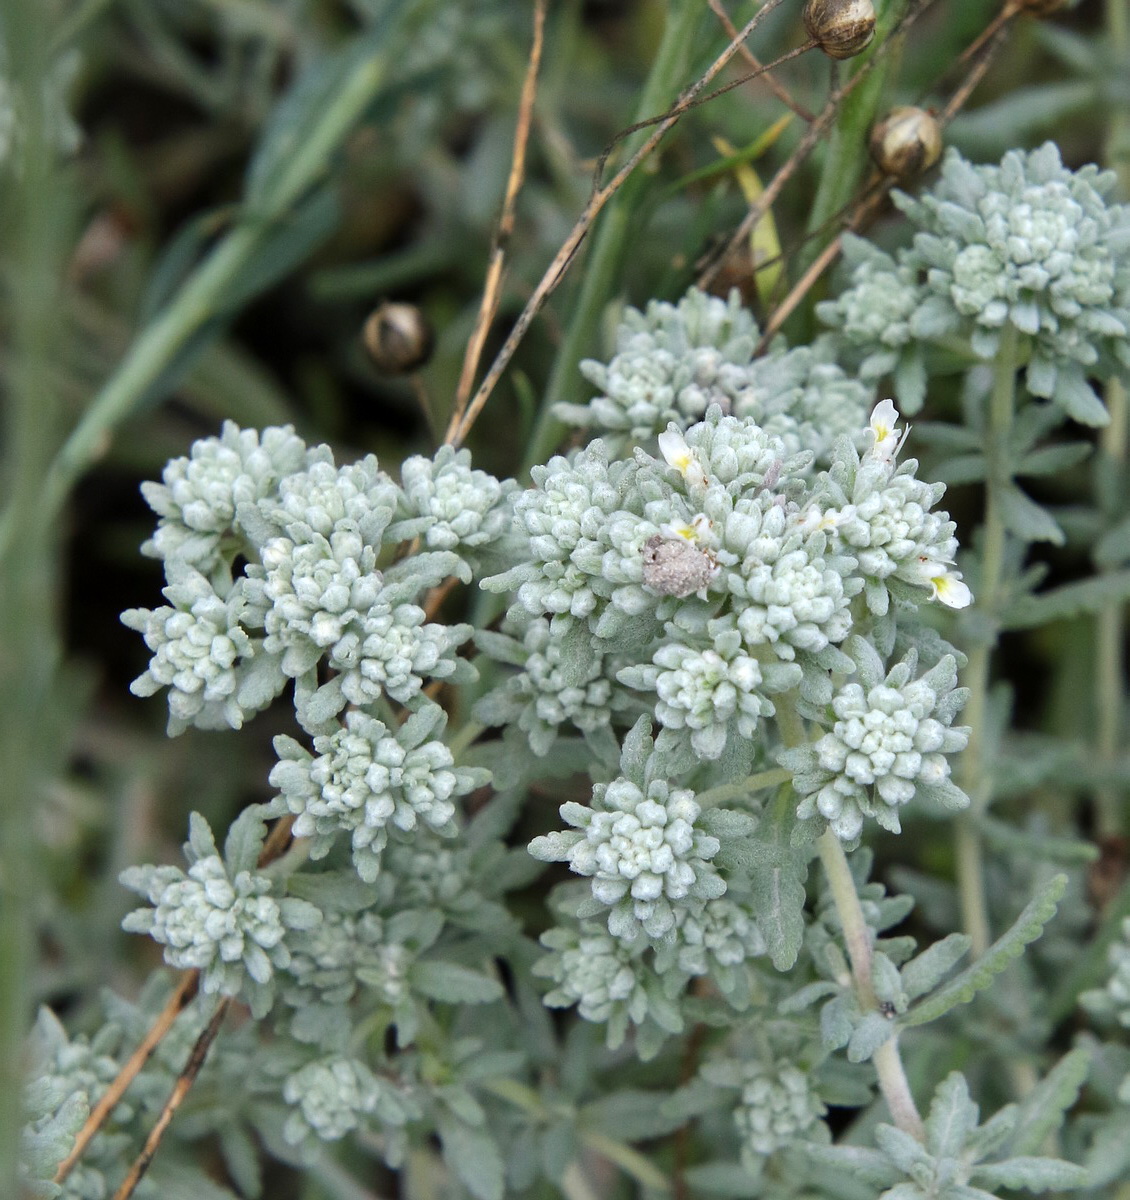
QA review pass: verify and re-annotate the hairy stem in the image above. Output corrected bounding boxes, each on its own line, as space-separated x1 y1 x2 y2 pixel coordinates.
818 830 925 1139
1096 377 1128 838
955 323 1018 956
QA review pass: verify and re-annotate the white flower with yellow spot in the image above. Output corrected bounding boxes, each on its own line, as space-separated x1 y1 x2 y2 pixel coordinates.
868 399 910 462
658 428 708 489
915 559 973 609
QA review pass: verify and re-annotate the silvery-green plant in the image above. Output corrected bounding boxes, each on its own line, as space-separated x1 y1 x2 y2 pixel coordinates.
27 136 1130 1200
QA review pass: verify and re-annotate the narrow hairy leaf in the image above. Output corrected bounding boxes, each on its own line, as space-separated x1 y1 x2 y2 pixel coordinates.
901 875 1067 1028
1002 571 1130 630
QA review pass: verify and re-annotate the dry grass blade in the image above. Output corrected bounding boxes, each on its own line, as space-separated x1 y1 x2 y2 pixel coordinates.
445 0 547 446
111 998 231 1200
451 0 791 448
708 0 817 121
52 971 200 1184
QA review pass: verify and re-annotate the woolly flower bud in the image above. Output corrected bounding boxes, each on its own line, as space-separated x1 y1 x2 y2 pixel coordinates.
265 454 401 547
733 1060 827 1158
121 819 320 1011
269 708 486 882
245 528 470 712
121 563 273 736
283 909 415 1014
782 645 971 841
139 421 310 570
398 445 516 553
530 741 724 940
534 919 681 1052
731 343 870 466
557 288 759 446
283 1057 382 1143
618 616 779 759
669 897 767 978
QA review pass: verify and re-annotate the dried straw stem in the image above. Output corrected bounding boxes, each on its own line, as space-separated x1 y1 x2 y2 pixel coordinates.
445 0 547 444
756 17 1009 342
53 971 199 1183
111 999 231 1200
708 0 817 121
450 0 792 448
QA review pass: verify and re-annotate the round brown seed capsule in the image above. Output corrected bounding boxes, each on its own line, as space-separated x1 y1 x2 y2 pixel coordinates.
803 0 876 59
869 106 943 179
363 302 434 375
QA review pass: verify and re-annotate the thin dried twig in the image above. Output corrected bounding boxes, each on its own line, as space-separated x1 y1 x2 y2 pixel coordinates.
53 971 200 1183
55 810 298 1187
708 0 817 122
697 0 944 292
445 0 547 445
111 999 231 1200
756 20 1009 346
451 0 794 447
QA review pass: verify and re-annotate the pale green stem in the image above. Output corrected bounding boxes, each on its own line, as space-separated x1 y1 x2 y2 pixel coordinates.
449 720 486 761
1096 0 1130 835
818 829 925 1140
956 324 1018 957
0 45 391 562
696 767 793 807
1095 377 1128 838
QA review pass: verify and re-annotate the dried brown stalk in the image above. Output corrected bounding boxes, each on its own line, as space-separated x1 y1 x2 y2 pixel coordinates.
111 998 231 1200
445 0 547 445
708 0 817 122
53 971 200 1183
450 0 793 448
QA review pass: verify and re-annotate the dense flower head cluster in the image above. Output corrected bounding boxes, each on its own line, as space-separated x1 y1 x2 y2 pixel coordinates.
121 562 267 735
282 1055 417 1153
20 1010 123 1200
560 288 760 446
556 288 870 464
530 719 726 940
532 918 685 1055
782 640 971 841
121 813 320 1014
126 426 506 737
140 421 312 571
821 144 1130 421
267 703 488 881
474 617 632 756
732 1059 827 1159
483 398 967 766
397 444 516 553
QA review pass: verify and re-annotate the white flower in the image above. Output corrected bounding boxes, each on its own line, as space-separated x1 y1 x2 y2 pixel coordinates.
658 427 708 489
915 559 973 609
868 399 910 462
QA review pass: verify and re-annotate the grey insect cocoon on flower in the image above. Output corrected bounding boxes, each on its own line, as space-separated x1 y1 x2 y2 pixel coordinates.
641 535 719 598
